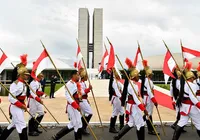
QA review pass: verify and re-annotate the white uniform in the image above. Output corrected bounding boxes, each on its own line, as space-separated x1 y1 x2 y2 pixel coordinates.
79 81 93 117
7 80 27 133
29 80 44 118
143 78 155 115
65 80 82 132
178 81 200 130
126 80 145 130
111 79 124 117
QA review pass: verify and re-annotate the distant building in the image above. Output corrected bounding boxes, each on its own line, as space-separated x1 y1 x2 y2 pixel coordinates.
78 8 103 68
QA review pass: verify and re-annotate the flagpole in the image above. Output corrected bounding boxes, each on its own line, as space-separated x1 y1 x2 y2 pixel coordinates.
163 40 199 99
76 39 103 127
137 41 166 136
0 81 47 132
2 47 60 125
180 39 185 68
40 40 98 140
115 54 161 140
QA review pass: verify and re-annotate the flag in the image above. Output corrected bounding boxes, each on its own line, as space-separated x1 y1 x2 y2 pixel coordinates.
133 47 143 70
163 50 176 84
99 49 109 73
107 41 115 72
31 49 49 78
74 45 83 70
0 52 10 74
182 46 200 62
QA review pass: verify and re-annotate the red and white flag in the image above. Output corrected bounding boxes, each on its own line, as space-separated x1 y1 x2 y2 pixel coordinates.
182 46 200 62
98 49 109 73
74 45 83 70
163 50 176 84
31 49 49 78
133 47 143 70
0 52 10 74
107 41 115 72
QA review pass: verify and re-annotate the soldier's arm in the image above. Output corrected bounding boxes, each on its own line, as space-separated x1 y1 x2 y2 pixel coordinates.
65 83 79 109
9 84 24 108
113 80 121 98
189 84 200 109
30 82 41 102
146 80 157 104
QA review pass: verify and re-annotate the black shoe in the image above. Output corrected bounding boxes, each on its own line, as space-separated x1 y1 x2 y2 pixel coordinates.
109 116 118 133
0 127 15 140
19 127 28 140
172 126 183 140
28 131 39 136
81 115 92 135
74 128 82 140
82 128 90 135
119 115 124 130
109 127 118 133
52 126 73 140
148 130 160 135
171 120 178 130
182 129 187 133
136 126 145 140
113 124 132 140
0 126 3 134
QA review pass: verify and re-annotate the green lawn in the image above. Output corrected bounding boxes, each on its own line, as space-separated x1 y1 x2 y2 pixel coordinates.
44 84 63 96
155 84 170 90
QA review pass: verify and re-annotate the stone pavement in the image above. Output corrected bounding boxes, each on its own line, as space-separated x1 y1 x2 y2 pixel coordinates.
3 126 200 140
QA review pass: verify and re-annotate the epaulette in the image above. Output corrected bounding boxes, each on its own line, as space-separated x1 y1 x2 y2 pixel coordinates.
14 80 19 84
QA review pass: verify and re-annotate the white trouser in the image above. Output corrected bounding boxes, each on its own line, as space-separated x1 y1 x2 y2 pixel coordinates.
7 104 26 133
111 96 125 117
178 105 200 130
127 104 145 130
29 98 44 118
144 95 154 115
79 99 93 117
67 105 82 132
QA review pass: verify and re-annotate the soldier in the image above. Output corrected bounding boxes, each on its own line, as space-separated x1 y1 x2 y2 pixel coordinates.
172 62 200 139
78 68 93 135
109 68 125 133
0 66 30 140
52 70 82 140
113 67 148 140
170 68 186 132
140 60 159 135
28 72 45 136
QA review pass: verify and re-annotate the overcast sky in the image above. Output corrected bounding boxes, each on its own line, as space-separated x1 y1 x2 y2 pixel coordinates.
0 0 200 65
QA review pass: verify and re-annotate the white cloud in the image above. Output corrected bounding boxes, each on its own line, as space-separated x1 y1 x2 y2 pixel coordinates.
0 0 200 67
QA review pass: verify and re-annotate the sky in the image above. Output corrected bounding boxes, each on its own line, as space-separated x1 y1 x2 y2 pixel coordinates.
0 0 200 66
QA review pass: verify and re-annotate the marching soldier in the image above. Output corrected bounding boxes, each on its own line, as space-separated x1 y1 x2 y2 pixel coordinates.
109 68 125 133
52 70 82 140
78 68 93 135
0 66 30 140
170 68 186 132
172 62 200 139
140 60 159 135
28 72 45 136
113 67 148 140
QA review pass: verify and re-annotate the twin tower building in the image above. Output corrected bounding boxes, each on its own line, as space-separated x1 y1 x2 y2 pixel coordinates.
78 8 103 69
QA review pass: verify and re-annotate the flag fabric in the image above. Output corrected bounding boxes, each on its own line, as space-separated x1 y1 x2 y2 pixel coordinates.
182 46 200 62
74 45 83 70
0 52 10 74
133 47 143 70
31 49 49 78
107 41 115 72
163 50 176 84
98 49 109 73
